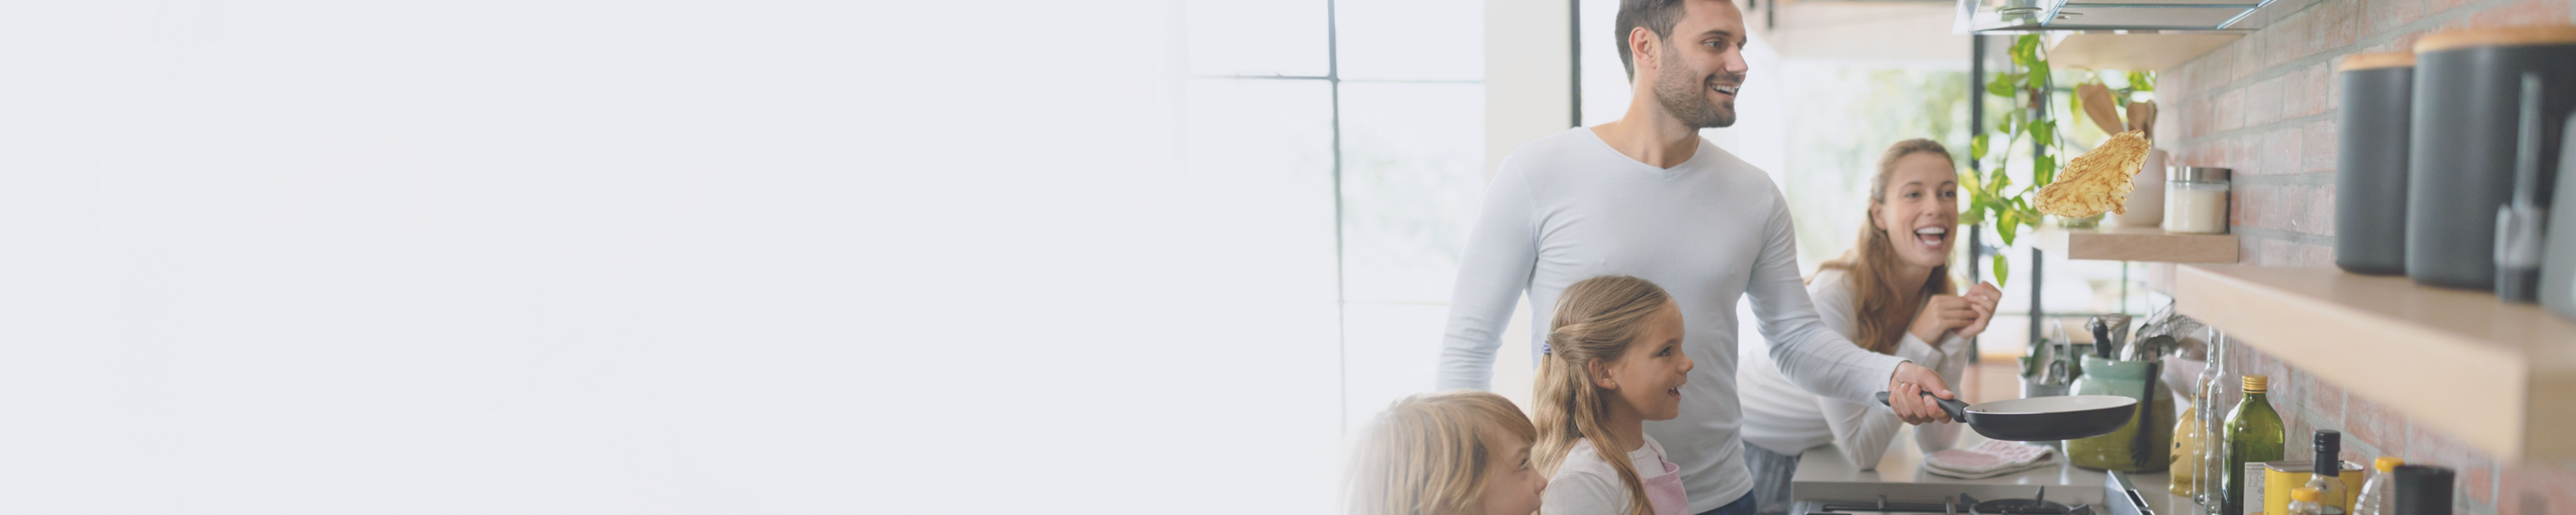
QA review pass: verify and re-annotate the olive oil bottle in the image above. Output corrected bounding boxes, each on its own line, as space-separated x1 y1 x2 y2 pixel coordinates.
2173 403 2203 496
2222 375 2284 515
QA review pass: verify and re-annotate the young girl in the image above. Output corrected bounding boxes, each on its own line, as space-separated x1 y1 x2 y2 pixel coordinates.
1347 390 1549 515
1533 276 1696 515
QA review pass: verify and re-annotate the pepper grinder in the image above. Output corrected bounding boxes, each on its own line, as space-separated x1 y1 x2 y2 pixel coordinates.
2498 73 2550 302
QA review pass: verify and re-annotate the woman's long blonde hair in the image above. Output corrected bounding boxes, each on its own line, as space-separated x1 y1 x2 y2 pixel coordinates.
1531 275 1672 515
1345 390 1540 515
1812 138 1959 354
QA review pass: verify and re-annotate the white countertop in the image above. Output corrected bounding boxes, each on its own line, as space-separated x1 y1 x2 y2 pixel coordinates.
1791 425 2193 514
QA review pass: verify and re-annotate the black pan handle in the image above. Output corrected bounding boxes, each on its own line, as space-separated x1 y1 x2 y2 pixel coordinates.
1875 391 1971 422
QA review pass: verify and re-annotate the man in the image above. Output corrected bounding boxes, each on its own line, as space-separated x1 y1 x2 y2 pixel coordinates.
1435 1 1965 514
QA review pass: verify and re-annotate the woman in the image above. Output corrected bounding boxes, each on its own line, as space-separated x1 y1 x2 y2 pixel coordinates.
1734 139 2003 515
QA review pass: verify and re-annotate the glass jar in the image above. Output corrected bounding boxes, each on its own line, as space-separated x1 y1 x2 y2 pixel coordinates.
2164 167 2233 234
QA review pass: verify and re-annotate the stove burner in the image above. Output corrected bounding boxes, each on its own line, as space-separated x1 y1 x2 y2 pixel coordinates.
1807 487 2093 515
1968 498 2076 515
1960 489 2092 515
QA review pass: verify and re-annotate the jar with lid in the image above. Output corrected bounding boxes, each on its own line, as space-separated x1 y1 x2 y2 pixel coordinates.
2165 167 2233 234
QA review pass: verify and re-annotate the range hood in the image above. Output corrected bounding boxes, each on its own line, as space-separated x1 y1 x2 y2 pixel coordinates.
1954 0 2320 32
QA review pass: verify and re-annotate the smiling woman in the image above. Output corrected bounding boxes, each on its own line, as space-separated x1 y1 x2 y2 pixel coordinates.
1736 140 2000 514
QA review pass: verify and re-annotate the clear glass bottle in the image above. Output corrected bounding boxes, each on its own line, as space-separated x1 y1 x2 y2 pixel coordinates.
2195 330 2235 512
2223 374 2284 515
2287 487 2334 515
2353 457 2403 515
2306 430 2351 514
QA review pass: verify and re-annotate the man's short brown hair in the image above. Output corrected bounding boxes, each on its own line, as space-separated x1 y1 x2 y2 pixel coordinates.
1615 0 1689 81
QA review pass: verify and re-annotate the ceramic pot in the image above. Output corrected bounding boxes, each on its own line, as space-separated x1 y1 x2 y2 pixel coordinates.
2336 52 2416 276
2065 354 2174 471
2112 149 2167 228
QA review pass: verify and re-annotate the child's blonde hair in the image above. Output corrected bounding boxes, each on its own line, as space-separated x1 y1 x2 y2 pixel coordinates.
1532 275 1673 515
1345 390 1540 515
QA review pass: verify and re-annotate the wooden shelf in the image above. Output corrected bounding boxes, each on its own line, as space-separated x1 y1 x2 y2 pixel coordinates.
2049 33 2244 71
2172 265 2576 460
2032 227 2239 263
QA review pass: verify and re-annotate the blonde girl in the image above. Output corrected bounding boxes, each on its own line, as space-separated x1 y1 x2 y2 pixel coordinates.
1532 276 1696 515
1347 390 1549 515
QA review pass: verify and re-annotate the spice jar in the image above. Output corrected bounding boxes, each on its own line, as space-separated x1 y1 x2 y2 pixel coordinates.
2164 167 2231 234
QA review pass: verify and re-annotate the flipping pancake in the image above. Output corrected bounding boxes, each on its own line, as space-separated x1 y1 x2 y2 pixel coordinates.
2036 130 2152 217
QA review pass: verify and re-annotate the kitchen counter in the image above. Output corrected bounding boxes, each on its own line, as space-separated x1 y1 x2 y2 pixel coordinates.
1791 425 2192 514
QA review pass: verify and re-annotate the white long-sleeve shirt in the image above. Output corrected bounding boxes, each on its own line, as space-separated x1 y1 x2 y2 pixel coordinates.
1436 127 1908 513
1738 268 1967 468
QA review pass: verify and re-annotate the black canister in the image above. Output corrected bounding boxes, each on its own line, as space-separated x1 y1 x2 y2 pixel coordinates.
2336 52 2416 276
2391 464 2455 515
2406 26 2576 290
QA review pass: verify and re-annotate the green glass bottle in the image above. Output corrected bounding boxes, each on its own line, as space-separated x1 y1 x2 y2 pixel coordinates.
2222 374 2286 515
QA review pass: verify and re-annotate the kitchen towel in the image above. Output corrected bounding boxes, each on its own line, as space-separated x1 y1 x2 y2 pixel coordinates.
1923 440 2059 479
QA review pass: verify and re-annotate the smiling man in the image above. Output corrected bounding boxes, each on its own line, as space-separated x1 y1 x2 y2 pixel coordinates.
1435 1 1962 514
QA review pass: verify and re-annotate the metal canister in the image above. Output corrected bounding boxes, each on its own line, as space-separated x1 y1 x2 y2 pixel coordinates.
2336 52 2416 276
2406 26 2576 290
2263 460 2366 515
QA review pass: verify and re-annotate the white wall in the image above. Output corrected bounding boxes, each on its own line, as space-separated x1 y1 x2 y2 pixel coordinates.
1761 2 1971 62
1484 0 1574 180
1478 0 1576 412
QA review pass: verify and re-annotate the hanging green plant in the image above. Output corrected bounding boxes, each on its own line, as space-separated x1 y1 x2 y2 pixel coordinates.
1961 33 2061 287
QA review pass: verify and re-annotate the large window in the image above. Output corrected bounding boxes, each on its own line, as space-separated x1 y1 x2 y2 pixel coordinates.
1179 0 1486 510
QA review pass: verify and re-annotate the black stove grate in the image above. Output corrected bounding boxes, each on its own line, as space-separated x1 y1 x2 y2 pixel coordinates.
1806 487 2095 515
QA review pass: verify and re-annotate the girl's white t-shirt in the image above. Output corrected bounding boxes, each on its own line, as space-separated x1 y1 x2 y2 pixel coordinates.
1542 435 1675 515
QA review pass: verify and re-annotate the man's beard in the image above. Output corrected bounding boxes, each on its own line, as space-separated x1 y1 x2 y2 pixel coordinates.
1653 55 1740 128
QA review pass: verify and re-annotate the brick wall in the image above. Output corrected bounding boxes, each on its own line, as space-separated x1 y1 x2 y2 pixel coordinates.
2150 0 2576 512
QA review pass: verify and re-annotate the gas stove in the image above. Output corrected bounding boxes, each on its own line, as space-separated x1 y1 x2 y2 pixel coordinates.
1789 471 2159 515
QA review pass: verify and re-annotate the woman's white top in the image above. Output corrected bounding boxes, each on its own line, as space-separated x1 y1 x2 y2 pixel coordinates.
1542 435 1675 515
1736 268 1967 467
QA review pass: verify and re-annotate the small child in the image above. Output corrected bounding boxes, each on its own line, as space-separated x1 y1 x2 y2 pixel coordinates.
1346 390 1548 515
1533 276 1696 515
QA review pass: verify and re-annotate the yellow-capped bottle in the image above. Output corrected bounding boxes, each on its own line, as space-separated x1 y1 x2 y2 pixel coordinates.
2222 375 2284 515
2288 487 2330 515
2353 457 2403 515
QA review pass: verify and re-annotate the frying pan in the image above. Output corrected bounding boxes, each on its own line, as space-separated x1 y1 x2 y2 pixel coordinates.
1875 391 2139 442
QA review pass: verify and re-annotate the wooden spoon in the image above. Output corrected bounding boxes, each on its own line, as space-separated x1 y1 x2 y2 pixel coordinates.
2079 83 2125 135
2126 99 2159 140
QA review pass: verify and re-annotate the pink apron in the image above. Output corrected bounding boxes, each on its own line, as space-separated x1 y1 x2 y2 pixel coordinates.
1643 449 1689 515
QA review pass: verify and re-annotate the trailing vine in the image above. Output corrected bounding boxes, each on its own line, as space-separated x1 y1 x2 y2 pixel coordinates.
1961 33 2060 286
